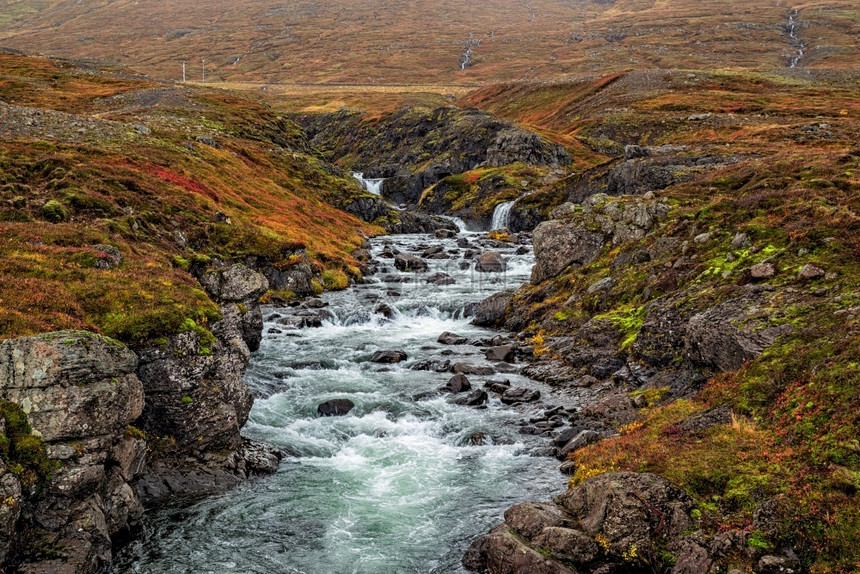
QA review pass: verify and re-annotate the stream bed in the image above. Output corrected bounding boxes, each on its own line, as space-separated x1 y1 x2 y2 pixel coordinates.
109 230 569 574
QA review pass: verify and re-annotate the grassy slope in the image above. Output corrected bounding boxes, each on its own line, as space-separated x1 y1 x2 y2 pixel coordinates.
0 53 380 344
0 0 857 85
468 72 859 571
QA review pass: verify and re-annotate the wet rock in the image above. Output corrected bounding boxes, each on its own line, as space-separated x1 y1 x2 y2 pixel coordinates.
453 389 488 406
452 362 495 376
438 331 468 345
435 228 457 239
471 290 515 327
506 501 575 539
277 313 323 329
556 430 601 460
484 345 515 363
305 298 326 308
371 350 408 364
317 399 355 417
426 272 455 285
475 251 506 273
410 359 451 372
500 387 540 404
374 303 396 319
484 379 512 394
394 253 428 272
441 374 472 393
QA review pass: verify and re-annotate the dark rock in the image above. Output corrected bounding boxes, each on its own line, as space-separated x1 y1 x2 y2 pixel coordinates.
484 379 512 394
374 303 396 319
532 527 600 564
500 387 541 404
426 272 455 285
475 251 507 273
394 254 428 272
371 350 408 364
453 389 488 406
472 290 515 327
679 405 733 435
685 297 794 372
556 430 601 460
438 331 468 345
484 344 515 363
92 244 123 269
441 374 472 393
317 399 355 417
410 359 451 372
557 472 695 554
435 228 457 239
452 362 495 376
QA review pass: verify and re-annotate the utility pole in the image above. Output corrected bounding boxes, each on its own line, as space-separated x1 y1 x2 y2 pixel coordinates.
201 58 205 82
182 61 186 83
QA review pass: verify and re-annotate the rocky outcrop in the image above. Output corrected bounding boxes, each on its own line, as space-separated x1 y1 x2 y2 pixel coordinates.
465 472 714 574
0 331 146 573
133 262 278 503
532 193 670 283
296 106 571 206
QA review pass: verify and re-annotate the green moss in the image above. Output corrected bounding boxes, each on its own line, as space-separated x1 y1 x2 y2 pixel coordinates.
594 305 646 351
41 199 68 222
181 396 193 404
0 401 60 485
322 268 349 290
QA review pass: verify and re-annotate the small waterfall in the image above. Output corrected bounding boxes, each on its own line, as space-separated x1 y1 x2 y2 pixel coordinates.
787 9 805 68
491 201 514 230
352 172 385 195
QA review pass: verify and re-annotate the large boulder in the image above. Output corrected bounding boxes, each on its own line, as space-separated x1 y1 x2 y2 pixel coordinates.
475 251 507 273
465 472 697 573
394 254 429 272
531 220 604 283
685 296 793 372
0 331 147 573
472 290 515 327
317 399 356 417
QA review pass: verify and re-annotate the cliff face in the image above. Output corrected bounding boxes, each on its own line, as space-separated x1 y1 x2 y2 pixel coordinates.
0 263 280 573
0 331 145 572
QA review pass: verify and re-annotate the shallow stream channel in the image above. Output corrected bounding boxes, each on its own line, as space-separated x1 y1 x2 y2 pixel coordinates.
110 229 575 574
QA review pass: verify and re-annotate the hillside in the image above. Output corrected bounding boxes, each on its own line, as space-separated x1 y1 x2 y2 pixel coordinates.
1 0 858 85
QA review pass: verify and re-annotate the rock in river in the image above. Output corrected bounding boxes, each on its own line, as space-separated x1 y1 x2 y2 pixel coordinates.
317 399 356 417
371 350 408 363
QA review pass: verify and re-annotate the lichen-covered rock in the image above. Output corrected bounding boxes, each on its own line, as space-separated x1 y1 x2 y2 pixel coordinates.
557 472 695 555
0 330 147 574
533 195 671 283
531 219 604 283
465 472 698 573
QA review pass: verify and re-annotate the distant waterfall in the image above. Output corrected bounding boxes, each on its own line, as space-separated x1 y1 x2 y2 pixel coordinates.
787 9 805 68
491 201 514 230
352 172 385 195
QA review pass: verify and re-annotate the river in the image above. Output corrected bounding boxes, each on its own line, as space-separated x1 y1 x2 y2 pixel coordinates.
109 229 566 574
